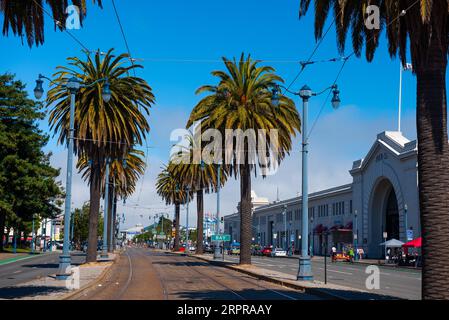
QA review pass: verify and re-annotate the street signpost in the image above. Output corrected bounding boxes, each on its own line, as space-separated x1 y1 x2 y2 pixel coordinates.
211 234 231 242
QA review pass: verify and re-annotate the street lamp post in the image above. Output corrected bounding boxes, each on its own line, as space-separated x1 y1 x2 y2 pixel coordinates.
34 74 111 279
49 219 53 252
31 214 36 254
214 164 222 260
272 83 341 281
310 215 314 257
43 219 47 253
101 158 111 259
185 186 190 249
282 205 287 251
354 209 358 261
71 211 75 250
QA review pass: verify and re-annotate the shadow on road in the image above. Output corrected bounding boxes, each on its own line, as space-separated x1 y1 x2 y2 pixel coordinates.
0 286 69 299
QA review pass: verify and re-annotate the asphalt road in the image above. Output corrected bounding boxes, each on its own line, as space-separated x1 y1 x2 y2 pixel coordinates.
71 248 321 300
0 251 85 294
218 254 421 300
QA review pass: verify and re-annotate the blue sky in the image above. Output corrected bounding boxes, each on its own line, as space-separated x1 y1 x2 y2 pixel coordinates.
0 0 420 229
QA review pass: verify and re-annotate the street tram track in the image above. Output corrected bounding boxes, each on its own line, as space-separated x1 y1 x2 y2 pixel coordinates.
161 252 299 300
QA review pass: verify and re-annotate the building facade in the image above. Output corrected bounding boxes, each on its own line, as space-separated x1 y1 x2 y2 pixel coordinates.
223 131 420 259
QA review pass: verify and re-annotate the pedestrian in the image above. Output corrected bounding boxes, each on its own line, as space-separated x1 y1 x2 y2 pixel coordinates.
348 247 355 263
357 248 364 260
331 246 337 263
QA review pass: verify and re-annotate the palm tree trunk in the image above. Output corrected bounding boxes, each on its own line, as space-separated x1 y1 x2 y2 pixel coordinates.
86 169 101 263
239 164 252 265
174 203 181 251
416 23 449 299
196 190 204 254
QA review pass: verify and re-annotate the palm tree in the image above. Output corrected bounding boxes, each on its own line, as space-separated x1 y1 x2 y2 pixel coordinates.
298 0 449 300
156 163 189 251
171 133 228 254
78 148 146 251
187 53 300 265
47 49 154 262
0 0 102 47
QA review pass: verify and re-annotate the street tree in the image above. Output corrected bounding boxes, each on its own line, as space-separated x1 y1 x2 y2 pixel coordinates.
187 54 300 265
47 49 154 262
298 0 449 300
0 0 102 47
0 73 63 251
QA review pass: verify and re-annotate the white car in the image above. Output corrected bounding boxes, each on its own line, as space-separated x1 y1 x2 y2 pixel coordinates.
271 248 287 257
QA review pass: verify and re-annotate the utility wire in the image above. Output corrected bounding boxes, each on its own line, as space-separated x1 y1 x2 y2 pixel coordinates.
32 0 91 52
283 14 338 94
306 0 421 140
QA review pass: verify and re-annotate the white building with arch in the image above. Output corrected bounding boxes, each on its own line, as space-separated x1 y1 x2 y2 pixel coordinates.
223 131 420 259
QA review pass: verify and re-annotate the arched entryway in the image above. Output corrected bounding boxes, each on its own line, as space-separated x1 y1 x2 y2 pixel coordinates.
368 178 400 258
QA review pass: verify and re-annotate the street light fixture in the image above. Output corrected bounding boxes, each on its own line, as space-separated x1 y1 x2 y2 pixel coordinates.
272 83 342 281
35 74 112 279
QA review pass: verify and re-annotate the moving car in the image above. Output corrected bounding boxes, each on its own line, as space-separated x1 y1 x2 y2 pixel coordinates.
203 245 214 254
271 248 287 257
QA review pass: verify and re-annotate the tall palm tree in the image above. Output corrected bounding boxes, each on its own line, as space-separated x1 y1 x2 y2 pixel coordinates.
78 148 146 251
156 163 189 251
298 0 449 300
171 133 228 254
47 49 154 262
187 53 300 265
0 0 102 47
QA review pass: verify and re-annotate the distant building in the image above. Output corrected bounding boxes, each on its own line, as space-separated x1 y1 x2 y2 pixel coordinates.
223 131 421 259
223 191 269 243
123 224 144 241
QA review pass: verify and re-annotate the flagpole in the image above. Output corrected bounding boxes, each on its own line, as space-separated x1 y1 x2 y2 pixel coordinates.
398 62 403 133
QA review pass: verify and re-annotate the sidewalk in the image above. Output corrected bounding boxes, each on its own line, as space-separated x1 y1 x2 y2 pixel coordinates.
168 250 400 300
279 254 421 270
0 252 119 300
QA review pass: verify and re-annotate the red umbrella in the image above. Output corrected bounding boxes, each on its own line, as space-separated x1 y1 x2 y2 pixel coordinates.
402 237 422 248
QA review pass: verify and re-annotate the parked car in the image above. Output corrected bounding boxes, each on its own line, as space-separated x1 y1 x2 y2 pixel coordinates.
203 245 214 253
271 248 287 257
261 246 273 256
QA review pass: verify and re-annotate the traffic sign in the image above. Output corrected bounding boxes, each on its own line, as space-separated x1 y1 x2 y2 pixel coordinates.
407 229 414 241
211 234 231 242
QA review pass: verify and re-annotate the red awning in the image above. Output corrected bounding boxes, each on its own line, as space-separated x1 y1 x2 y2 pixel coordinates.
402 237 422 248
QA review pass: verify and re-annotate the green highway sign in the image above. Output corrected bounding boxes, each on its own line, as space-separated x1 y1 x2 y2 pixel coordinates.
211 234 231 242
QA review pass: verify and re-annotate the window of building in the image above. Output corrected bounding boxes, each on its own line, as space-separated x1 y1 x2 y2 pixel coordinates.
287 211 293 221
294 209 301 220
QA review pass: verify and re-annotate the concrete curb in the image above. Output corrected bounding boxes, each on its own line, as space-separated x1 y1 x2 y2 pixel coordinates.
169 251 348 300
277 255 421 270
61 251 121 300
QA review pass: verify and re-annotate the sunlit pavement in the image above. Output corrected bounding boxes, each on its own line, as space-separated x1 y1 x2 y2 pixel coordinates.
71 248 322 300
210 254 421 300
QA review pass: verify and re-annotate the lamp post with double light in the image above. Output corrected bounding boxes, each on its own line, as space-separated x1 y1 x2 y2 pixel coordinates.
34 74 111 279
214 163 222 260
272 83 341 281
